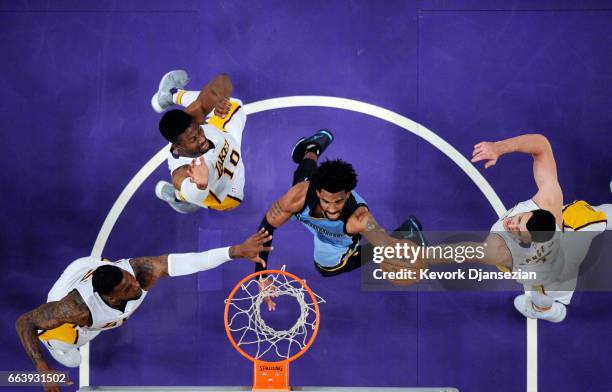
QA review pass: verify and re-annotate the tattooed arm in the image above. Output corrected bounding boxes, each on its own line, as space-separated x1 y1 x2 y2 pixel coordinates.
347 207 396 247
253 182 309 311
265 182 309 227
129 256 169 290
15 290 91 372
347 208 428 269
256 181 308 264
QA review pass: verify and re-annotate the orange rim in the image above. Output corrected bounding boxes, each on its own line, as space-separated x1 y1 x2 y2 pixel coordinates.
224 269 320 364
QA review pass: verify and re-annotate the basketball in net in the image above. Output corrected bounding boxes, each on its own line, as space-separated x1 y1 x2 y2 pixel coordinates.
224 266 325 391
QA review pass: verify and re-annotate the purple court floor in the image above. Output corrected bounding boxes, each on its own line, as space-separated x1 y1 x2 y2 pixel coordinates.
2 1 612 391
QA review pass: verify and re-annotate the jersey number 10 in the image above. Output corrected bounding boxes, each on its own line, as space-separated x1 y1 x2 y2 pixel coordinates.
223 149 240 179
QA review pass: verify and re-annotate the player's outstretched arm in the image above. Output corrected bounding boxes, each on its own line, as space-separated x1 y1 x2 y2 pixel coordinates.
185 73 233 123
254 182 309 272
130 230 272 290
348 207 395 247
255 182 308 311
471 133 563 222
348 208 429 270
16 290 91 375
267 182 309 227
426 234 512 269
351 209 512 270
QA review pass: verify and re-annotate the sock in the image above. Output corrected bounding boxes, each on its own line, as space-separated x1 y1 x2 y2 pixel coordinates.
531 290 554 310
292 157 318 185
305 143 320 156
172 90 199 107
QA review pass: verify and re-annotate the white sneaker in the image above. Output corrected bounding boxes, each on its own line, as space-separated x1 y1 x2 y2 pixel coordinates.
155 181 199 214
151 70 190 113
43 340 81 368
513 294 567 323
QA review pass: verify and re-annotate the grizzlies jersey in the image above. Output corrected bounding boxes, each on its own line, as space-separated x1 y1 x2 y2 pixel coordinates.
490 199 561 285
41 256 147 346
293 183 368 267
166 99 246 210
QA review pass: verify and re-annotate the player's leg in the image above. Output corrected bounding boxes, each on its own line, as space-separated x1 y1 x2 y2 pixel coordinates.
313 216 426 277
155 180 200 214
40 328 100 367
362 216 426 272
42 340 81 367
392 216 427 246
514 289 567 323
151 69 208 112
174 89 200 108
291 129 334 185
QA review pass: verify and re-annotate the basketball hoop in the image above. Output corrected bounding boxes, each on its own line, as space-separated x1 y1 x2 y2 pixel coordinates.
224 267 325 391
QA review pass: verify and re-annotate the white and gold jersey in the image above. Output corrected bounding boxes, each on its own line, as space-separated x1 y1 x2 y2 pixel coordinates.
40 256 147 346
166 98 246 211
490 199 562 285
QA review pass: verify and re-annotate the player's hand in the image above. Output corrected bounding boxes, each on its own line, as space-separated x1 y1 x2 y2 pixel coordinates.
231 228 273 266
42 377 73 392
43 384 61 392
37 362 64 392
471 141 501 169
214 97 231 118
187 156 209 190
258 277 277 311
349 208 374 234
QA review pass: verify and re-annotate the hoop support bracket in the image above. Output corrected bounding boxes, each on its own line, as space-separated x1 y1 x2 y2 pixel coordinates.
253 359 289 391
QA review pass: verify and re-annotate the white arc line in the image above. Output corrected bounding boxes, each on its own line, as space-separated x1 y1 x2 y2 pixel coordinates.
527 318 538 392
83 95 533 392
90 146 169 258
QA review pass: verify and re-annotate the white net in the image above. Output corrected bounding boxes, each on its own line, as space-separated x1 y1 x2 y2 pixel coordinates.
225 266 325 361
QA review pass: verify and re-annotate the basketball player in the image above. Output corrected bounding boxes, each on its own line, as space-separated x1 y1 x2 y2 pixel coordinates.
430 133 610 322
15 230 271 391
151 70 246 213
253 130 426 310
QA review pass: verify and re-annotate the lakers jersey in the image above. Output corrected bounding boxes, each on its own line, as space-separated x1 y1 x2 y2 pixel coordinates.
41 256 147 346
490 199 562 284
167 99 246 211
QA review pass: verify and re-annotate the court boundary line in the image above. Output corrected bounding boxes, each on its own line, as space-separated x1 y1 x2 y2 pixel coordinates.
86 96 534 391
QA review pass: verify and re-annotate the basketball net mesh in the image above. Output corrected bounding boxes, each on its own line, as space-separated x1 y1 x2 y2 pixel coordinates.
225 266 325 360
